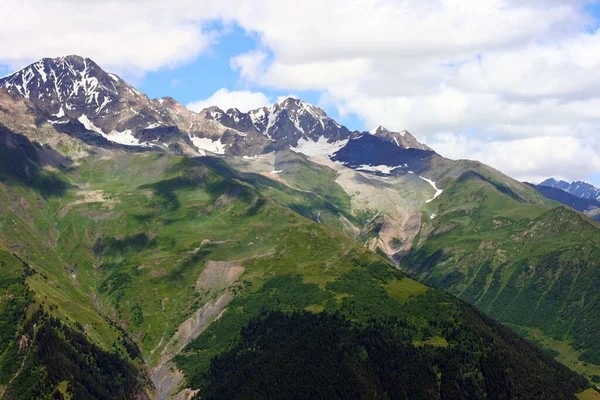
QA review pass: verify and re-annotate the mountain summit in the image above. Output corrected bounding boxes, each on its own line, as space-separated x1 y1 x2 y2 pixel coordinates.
540 178 600 201
368 125 431 151
0 56 430 162
0 55 145 120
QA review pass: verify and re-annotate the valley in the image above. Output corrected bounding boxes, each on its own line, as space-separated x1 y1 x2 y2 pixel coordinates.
0 56 599 399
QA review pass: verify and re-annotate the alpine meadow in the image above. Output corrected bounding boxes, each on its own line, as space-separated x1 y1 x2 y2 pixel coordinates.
2 2 600 399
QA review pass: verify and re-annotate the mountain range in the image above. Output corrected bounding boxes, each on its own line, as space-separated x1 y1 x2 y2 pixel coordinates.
0 55 429 158
540 178 600 201
526 182 600 221
0 55 599 399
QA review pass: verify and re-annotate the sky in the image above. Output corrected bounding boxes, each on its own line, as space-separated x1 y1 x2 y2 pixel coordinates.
1 0 600 185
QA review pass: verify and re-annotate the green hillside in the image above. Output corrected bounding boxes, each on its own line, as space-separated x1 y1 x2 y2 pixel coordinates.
0 127 593 398
406 169 600 379
177 262 588 399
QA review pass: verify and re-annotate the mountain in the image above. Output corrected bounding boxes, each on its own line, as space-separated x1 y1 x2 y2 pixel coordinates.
0 126 590 400
0 55 599 398
404 171 600 379
526 182 600 221
369 125 432 150
0 56 453 258
0 56 429 161
541 178 600 201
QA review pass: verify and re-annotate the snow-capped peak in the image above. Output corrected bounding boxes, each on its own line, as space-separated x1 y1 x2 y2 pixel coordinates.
370 125 387 134
0 55 144 119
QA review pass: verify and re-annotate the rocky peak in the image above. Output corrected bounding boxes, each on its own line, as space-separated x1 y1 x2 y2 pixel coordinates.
197 97 354 149
369 125 389 134
0 55 147 121
0 54 434 162
368 125 430 151
540 178 600 201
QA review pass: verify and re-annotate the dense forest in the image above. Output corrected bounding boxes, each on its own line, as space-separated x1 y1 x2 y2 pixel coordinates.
175 261 590 400
0 252 146 400
194 310 588 400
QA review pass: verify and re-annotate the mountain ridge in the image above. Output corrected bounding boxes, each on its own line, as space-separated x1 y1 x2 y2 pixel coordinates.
0 123 590 399
541 178 600 201
0 55 430 160
526 182 600 221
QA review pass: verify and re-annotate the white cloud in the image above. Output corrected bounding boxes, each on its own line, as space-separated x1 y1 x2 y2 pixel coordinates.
0 0 223 75
230 50 268 81
187 88 271 112
429 133 600 184
217 0 600 182
2 0 600 182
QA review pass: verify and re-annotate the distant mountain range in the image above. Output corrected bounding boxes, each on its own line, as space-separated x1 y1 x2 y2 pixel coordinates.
526 182 600 221
540 178 600 201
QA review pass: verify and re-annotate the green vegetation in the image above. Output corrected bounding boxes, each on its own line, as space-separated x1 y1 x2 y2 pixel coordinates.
0 131 387 395
0 128 595 398
177 257 588 399
186 297 588 400
0 249 32 385
3 307 144 399
204 152 359 234
405 169 600 380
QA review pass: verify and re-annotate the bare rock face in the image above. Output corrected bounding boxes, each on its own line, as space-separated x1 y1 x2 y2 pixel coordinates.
1 55 160 130
1 55 433 169
368 125 432 151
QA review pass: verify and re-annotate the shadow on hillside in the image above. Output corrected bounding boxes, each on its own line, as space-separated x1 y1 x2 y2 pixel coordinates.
139 159 253 212
0 125 71 198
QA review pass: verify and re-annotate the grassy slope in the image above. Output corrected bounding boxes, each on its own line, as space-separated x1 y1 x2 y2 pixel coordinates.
0 130 593 398
205 152 358 234
0 142 378 363
65 152 381 362
176 260 589 400
405 168 600 380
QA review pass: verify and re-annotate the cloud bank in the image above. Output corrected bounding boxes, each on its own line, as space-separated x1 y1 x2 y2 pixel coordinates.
187 88 271 112
1 0 600 182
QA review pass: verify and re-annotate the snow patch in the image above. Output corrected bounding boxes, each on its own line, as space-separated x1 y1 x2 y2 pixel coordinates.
103 129 141 146
290 136 348 156
369 125 382 134
52 106 65 118
96 96 111 113
355 164 396 174
265 107 281 137
79 114 143 146
108 73 119 82
419 176 443 203
34 62 47 82
210 109 223 119
292 116 305 134
250 108 266 131
190 136 226 154
20 68 35 99
78 114 104 134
